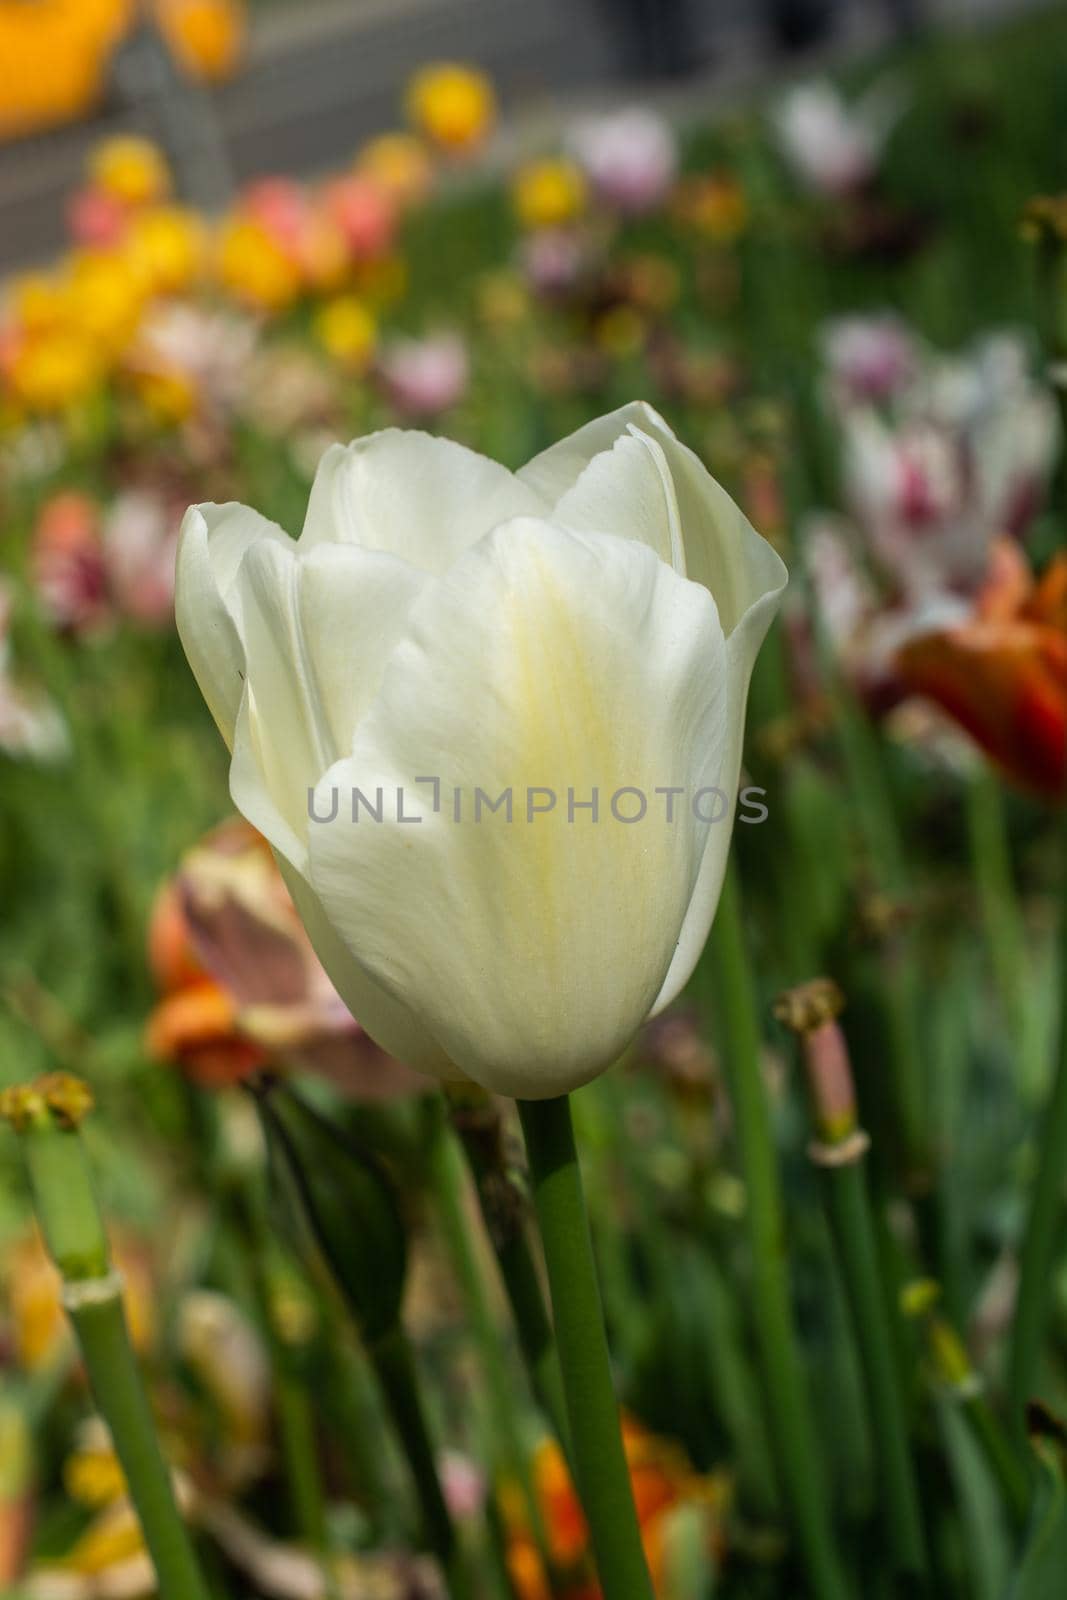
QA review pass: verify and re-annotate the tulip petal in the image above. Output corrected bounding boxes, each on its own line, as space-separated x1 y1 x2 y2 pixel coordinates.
520 402 786 635
228 539 425 867
307 517 729 1098
278 862 456 1078
299 430 546 572
553 427 685 574
174 503 290 748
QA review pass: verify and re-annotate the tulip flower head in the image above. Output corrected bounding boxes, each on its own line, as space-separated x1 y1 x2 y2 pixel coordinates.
175 405 786 1098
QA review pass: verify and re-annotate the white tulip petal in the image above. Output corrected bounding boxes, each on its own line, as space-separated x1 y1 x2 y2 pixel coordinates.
553 427 685 574
174 502 289 748
299 430 545 572
228 539 425 866
307 517 728 1099
277 858 455 1078
521 401 787 637
526 411 789 1015
518 401 664 504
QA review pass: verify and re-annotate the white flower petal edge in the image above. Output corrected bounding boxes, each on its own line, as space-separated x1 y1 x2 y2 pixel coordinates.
175 502 290 748
298 428 546 572
307 518 729 1100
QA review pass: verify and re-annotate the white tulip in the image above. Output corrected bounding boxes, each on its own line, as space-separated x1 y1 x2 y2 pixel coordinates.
175 403 786 1099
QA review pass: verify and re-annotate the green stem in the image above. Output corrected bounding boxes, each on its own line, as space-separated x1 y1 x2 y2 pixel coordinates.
518 1094 654 1600
275 1371 328 1551
1008 808 1067 1418
966 773 1039 1088
369 1323 470 1600
962 1389 1032 1528
710 868 850 1600
7 1090 210 1600
819 1156 928 1580
68 1291 211 1600
444 1089 571 1453
424 1103 548 1552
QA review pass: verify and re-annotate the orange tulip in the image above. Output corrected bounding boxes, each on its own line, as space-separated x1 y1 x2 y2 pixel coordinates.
896 540 1067 799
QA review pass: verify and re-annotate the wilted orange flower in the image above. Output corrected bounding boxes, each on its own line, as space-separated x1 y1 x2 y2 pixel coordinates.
503 1420 728 1599
896 539 1067 799
146 817 424 1096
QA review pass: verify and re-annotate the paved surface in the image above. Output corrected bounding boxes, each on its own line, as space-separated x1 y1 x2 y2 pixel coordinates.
0 0 1052 272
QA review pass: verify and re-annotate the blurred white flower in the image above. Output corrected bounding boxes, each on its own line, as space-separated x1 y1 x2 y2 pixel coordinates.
569 107 678 215
838 332 1059 600
774 79 905 196
0 581 68 763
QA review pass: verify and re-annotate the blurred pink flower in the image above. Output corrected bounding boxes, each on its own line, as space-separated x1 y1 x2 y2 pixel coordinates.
440 1451 487 1521
519 228 591 298
102 489 179 626
773 79 904 196
30 491 110 633
820 313 919 405
322 174 397 259
240 177 308 261
570 107 677 215
67 186 129 249
377 332 469 416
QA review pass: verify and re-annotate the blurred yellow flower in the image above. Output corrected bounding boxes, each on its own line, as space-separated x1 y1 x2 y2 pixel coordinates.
89 135 171 208
358 131 433 208
64 1435 128 1508
312 294 377 369
66 250 146 352
125 205 207 296
406 62 495 152
8 271 67 335
8 330 101 412
157 0 246 83
128 364 198 424
512 158 588 230
2 1231 156 1371
299 212 350 293
216 216 302 311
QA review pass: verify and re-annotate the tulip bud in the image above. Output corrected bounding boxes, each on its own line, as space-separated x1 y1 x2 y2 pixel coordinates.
255 1082 407 1344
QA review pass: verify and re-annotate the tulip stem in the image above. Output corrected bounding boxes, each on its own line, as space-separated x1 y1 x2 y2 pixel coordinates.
518 1094 655 1600
369 1323 471 1600
1008 809 1067 1419
443 1086 571 1455
817 1154 929 1580
1 1079 210 1600
709 869 850 1600
965 771 1040 1092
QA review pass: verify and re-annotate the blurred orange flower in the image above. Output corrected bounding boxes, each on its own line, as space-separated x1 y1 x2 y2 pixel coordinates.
502 1420 728 1600
896 539 1067 799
